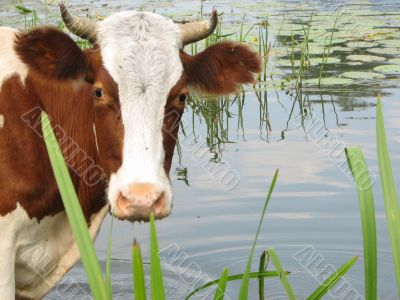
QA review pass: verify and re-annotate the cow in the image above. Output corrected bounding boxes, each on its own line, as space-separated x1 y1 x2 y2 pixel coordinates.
0 3 261 299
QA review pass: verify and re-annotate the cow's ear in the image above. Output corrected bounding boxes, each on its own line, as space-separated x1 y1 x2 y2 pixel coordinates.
15 27 87 80
181 42 261 95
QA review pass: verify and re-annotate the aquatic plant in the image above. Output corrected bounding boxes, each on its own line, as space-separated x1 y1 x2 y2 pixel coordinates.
346 96 400 299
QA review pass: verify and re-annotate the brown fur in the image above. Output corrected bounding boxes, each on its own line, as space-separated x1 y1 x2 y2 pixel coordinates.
15 27 88 80
163 76 187 174
180 41 261 95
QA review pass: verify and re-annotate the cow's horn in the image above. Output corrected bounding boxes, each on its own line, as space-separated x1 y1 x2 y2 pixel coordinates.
59 2 98 44
180 9 218 46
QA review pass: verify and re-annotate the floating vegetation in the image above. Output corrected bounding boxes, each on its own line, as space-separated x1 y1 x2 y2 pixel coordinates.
368 48 400 55
341 71 385 80
331 46 353 52
303 77 354 86
346 55 386 62
310 38 348 46
389 58 400 65
309 57 341 66
346 41 380 48
379 39 400 48
347 62 364 66
276 57 341 68
373 65 400 75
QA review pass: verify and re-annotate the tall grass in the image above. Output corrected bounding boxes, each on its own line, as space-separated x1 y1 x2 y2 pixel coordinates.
345 147 377 300
15 5 39 29
42 112 110 300
306 256 359 300
132 240 147 300
376 96 400 296
239 169 278 299
267 248 296 300
346 95 400 299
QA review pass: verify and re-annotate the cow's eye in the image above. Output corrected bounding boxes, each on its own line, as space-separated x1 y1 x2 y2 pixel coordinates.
179 94 187 103
94 89 104 98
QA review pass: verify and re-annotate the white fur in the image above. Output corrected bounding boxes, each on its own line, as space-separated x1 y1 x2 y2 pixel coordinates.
98 12 183 212
0 204 108 299
0 114 4 129
0 27 28 89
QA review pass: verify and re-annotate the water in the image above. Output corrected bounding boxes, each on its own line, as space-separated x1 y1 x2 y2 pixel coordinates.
1 0 400 298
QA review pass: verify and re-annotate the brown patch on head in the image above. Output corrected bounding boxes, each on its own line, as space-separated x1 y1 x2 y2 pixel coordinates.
15 27 87 80
84 48 123 176
180 41 261 95
162 76 187 175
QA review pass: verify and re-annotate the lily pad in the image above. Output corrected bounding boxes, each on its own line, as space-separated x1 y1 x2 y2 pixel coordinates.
373 64 400 75
388 58 400 65
269 47 292 58
341 71 385 80
368 48 399 55
379 40 400 48
347 41 380 48
347 62 364 66
303 77 354 86
275 57 341 68
275 59 303 68
307 45 328 55
331 46 353 52
346 54 386 62
309 57 341 66
311 38 348 46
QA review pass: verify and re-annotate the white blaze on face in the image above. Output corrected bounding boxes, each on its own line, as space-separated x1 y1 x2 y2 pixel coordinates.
98 12 183 217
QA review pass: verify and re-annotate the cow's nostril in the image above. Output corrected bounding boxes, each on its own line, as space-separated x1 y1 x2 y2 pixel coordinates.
151 192 166 214
115 193 132 215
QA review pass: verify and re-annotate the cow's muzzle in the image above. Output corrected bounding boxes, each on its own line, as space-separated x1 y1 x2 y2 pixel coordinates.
113 182 171 222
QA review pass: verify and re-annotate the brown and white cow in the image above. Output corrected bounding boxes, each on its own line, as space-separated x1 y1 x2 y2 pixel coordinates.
0 4 260 299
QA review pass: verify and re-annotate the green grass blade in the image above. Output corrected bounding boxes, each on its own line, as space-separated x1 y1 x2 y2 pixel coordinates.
258 250 268 300
307 256 358 300
268 248 296 300
150 214 165 300
41 112 109 300
213 268 229 300
15 5 34 14
376 96 400 296
185 271 283 300
238 169 279 299
105 218 114 299
345 147 377 299
133 240 147 300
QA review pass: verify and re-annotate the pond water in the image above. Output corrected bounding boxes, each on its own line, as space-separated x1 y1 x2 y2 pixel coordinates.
1 0 400 299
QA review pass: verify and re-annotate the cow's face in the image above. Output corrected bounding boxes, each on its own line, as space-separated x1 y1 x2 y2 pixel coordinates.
87 44 188 222
95 12 185 221
60 5 261 222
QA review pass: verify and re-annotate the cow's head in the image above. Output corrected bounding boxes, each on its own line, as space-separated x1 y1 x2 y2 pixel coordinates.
55 5 261 221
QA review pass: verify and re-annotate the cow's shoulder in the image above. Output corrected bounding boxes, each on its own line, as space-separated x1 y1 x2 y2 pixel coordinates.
0 204 108 299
